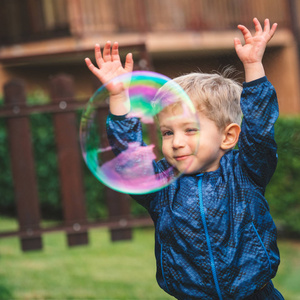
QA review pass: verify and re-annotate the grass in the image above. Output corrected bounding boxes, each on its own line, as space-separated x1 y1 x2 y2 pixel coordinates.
273 239 300 300
0 216 172 300
0 216 300 300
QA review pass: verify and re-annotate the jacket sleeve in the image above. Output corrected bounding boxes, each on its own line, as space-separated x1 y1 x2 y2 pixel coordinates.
106 113 159 210
238 76 279 189
106 113 146 154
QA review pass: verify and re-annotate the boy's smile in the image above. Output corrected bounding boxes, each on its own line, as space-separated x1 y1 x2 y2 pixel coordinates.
158 109 226 174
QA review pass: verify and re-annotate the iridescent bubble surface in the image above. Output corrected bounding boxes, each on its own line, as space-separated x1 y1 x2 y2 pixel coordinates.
80 71 199 194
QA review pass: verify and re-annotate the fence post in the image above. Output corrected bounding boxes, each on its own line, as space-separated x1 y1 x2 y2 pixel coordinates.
4 79 43 251
50 74 88 247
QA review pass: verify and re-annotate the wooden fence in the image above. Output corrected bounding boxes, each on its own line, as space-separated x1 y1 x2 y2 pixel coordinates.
0 46 155 252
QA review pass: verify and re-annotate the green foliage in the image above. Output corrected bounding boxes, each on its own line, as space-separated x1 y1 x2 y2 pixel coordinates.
26 88 50 106
266 117 300 236
29 111 110 220
30 113 63 219
0 108 109 219
0 112 299 233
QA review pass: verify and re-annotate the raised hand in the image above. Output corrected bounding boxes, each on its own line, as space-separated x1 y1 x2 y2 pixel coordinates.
234 18 277 64
234 18 277 81
85 41 134 95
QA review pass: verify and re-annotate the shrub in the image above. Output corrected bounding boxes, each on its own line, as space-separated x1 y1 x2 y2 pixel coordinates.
0 110 299 233
29 112 109 220
266 117 300 236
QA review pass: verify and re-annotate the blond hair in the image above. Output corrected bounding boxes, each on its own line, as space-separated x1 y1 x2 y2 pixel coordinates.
172 71 242 130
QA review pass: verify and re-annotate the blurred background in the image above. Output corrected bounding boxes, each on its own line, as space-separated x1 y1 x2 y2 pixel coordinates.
0 0 299 299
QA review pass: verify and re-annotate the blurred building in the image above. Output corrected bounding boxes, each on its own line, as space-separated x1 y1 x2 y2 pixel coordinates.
0 0 300 114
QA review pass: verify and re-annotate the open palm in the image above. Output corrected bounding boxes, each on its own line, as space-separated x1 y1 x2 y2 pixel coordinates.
234 18 277 65
85 41 134 95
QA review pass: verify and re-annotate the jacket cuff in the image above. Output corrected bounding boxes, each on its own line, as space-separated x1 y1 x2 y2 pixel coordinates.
108 112 128 120
243 76 267 88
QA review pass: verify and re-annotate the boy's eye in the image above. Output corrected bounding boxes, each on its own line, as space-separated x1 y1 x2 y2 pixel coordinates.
162 130 173 137
186 128 199 134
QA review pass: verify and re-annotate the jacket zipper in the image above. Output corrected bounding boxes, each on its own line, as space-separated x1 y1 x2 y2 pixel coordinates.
197 174 223 300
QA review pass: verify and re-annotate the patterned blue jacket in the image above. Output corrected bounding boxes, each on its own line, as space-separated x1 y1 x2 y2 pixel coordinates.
106 77 280 299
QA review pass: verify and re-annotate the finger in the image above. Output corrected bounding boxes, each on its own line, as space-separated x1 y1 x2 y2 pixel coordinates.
111 42 120 62
269 23 278 39
237 24 252 41
103 41 112 62
85 58 99 76
124 53 134 72
263 18 270 33
253 17 263 34
85 57 92 68
95 44 104 68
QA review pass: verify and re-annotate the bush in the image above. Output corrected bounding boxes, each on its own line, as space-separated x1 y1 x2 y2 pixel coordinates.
29 112 110 220
0 107 145 220
266 117 300 236
0 93 109 219
0 110 299 233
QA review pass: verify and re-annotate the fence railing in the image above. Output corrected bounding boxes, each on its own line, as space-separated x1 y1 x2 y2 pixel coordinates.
0 0 293 46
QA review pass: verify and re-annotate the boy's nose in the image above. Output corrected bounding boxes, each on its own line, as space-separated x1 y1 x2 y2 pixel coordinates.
172 134 185 149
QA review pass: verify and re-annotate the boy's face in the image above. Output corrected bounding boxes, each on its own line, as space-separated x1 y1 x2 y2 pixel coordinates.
158 107 225 174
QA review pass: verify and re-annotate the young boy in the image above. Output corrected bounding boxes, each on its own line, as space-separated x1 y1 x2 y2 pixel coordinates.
85 18 284 299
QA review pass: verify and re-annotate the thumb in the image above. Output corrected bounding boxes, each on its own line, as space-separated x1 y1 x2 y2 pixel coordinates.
234 38 242 53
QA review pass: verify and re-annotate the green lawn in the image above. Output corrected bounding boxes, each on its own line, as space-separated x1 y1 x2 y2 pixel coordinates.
0 216 299 300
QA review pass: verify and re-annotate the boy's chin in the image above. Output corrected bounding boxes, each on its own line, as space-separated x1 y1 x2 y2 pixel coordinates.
173 165 200 175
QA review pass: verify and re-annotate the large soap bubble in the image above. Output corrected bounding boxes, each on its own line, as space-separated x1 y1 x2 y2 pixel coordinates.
80 71 199 194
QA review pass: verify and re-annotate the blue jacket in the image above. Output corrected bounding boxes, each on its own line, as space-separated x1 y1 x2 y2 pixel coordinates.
106 77 280 299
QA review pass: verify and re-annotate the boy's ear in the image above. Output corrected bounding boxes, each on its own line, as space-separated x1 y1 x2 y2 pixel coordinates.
221 123 241 150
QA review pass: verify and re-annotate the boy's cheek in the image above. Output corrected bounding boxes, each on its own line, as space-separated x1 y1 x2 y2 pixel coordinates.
161 142 169 157
191 135 201 152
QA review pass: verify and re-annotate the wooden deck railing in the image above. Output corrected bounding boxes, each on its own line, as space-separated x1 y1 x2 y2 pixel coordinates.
68 0 292 36
65 0 290 36
0 0 293 46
